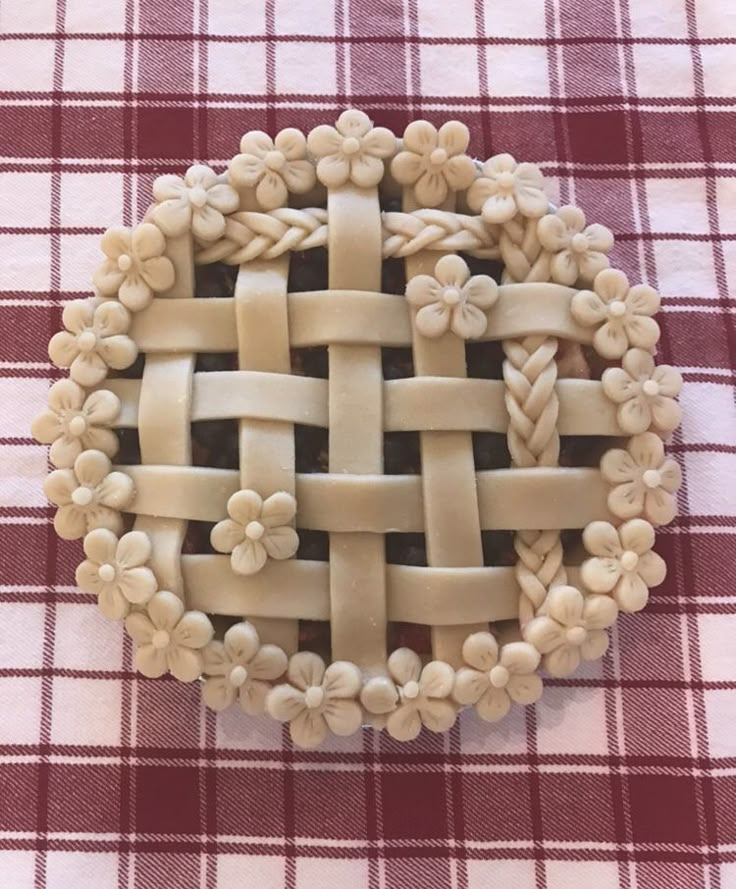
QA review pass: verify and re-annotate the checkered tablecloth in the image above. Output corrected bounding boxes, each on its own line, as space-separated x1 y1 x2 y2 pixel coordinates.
1 0 735 887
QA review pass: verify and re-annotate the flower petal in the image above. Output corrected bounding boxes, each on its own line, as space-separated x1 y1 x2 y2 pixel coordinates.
438 120 470 156
402 119 438 154
537 214 570 252
650 396 682 434
544 645 581 678
644 487 677 526
167 646 204 682
97 470 134 510
261 491 297 527
443 153 476 191
324 699 363 736
546 585 585 626
202 675 236 711
450 303 487 340
405 274 441 308
151 198 191 237
69 352 108 386
124 611 155 645
480 192 517 224
49 378 85 412
619 518 655 555
593 322 629 360
83 389 120 426
361 676 399 715
100 227 131 261
581 556 621 594
316 154 350 188
275 127 307 160
239 130 274 158
153 174 187 202
500 641 541 675
582 594 619 630
361 126 396 158
229 152 265 187
627 283 660 315
453 668 489 706
117 567 156 605
420 661 455 699
414 170 448 207
132 223 166 262
615 573 649 613
577 250 611 285
118 277 153 312
350 153 385 188
255 172 288 211
608 481 645 520
619 397 654 435
415 303 451 338
97 586 130 621
307 124 344 158
192 205 226 242
228 489 263 525
584 224 615 254
75 558 103 594
435 256 470 287
659 458 682 493
49 435 83 469
140 256 175 294
290 709 328 749
173 610 213 649
147 590 184 631
48 331 80 369
524 616 566 654
282 159 315 195
202 641 229 676
420 699 457 734
475 687 511 722
466 176 498 213
207 183 239 214
386 705 423 742
637 550 667 587
550 249 579 286
391 150 424 185
184 164 218 190
287 651 325 691
323 661 362 699
97 335 138 372
223 621 261 664
464 275 498 310
239 679 271 716
387 647 422 686
506 672 543 705
249 644 288 681
44 468 76 507
462 631 498 672
624 315 660 352
135 644 169 678
210 518 245 554
262 526 299 561
31 408 63 445
623 347 655 380
580 629 610 662
231 539 267 575
267 684 306 722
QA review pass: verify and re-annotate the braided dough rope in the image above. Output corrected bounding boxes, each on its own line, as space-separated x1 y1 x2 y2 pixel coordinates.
34 112 682 747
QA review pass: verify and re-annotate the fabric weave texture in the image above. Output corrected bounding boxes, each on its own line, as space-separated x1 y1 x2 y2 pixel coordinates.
0 0 734 887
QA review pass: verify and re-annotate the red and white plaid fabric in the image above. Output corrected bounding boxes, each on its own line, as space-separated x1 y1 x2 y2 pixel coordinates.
1 1 735 887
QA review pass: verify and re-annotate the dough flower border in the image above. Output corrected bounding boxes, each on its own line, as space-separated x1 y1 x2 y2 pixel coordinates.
33 111 681 748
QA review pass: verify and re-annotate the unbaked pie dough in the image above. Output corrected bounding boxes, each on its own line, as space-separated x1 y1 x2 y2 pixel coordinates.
33 111 682 748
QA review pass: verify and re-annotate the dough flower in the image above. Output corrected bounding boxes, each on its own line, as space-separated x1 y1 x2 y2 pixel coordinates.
571 268 660 359
211 489 299 576
467 153 547 224
602 348 682 434
307 109 395 189
600 432 681 525
125 590 214 682
391 120 476 207
93 224 175 311
405 253 498 339
361 648 456 742
76 528 157 620
537 205 614 286
229 129 316 210
152 164 240 241
453 633 542 722
44 449 134 540
202 621 288 714
524 585 618 677
267 653 363 748
48 299 137 386
581 519 667 613
31 379 120 468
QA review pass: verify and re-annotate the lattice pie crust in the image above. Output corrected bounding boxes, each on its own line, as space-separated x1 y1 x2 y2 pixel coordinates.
34 112 682 748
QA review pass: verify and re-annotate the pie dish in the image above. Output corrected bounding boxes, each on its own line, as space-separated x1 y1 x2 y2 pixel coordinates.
33 110 682 748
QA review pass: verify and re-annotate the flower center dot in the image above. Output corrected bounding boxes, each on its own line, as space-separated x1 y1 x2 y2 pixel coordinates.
117 254 132 272
621 550 639 572
497 171 515 191
571 233 589 253
71 486 93 507
265 150 286 171
245 520 265 541
77 331 97 353
609 299 627 317
643 469 662 489
152 630 170 650
429 147 448 166
229 665 248 687
305 686 324 709
642 380 660 397
342 136 361 156
68 415 87 437
98 563 116 583
442 287 461 306
403 680 420 700
566 626 587 646
489 665 510 688
188 186 207 208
